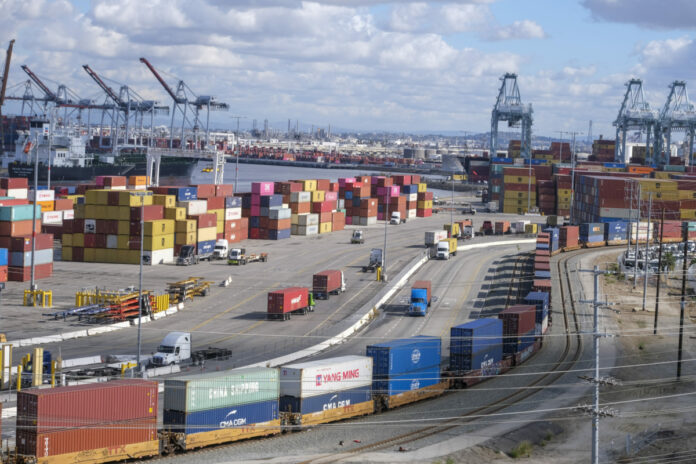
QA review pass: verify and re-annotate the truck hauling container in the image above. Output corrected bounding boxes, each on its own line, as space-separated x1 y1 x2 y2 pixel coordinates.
312 270 346 299
424 230 448 247
267 287 315 320
409 280 431 316
436 238 457 260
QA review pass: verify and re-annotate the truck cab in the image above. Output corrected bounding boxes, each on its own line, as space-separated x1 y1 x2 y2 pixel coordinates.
390 212 405 224
177 245 198 265
213 239 229 260
151 332 191 366
409 280 431 316
351 230 365 244
436 238 457 260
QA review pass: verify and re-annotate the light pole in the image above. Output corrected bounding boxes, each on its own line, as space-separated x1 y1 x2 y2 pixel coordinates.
230 116 246 194
29 135 40 300
130 192 148 373
382 179 390 282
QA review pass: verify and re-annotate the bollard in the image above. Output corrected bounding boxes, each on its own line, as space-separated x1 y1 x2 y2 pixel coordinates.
16 364 22 392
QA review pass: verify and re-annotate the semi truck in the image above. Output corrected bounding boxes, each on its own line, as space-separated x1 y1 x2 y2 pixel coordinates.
362 248 383 272
390 212 406 224
176 244 213 265
227 248 268 265
409 280 432 316
151 332 231 367
436 238 458 260
267 287 316 320
312 270 346 299
213 240 229 260
425 230 448 248
351 230 365 244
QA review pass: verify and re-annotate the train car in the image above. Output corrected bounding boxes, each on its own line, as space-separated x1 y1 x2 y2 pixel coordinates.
580 223 606 248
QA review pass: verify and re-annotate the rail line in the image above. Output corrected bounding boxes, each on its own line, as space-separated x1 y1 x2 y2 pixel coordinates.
295 249 585 464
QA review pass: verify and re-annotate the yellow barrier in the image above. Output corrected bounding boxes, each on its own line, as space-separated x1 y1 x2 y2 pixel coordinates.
24 289 52 307
153 294 170 313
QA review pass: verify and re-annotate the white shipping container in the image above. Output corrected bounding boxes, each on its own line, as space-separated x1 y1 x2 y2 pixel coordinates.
298 213 319 226
225 207 242 221
359 216 377 226
269 207 292 220
7 188 28 199
280 355 373 398
143 248 175 265
296 225 318 236
178 200 207 216
338 199 345 210
599 207 631 219
63 209 74 220
290 191 311 203
407 193 417 201
106 234 118 249
29 190 55 202
108 185 126 191
132 184 147 190
84 219 96 234
41 211 62 224
425 230 448 246
407 209 417 219
631 222 654 240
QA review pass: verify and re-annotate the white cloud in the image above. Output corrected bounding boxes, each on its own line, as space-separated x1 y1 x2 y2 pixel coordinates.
485 20 546 41
583 0 696 30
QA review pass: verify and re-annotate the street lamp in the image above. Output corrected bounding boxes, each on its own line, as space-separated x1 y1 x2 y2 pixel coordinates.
382 177 390 283
129 191 148 373
29 135 39 300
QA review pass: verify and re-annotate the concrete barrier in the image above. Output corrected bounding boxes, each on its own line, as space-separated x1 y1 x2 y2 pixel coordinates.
61 330 88 341
61 356 103 368
130 316 152 326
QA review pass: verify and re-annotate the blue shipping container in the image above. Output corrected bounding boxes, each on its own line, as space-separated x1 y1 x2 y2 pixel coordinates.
449 344 503 372
163 399 278 435
450 318 502 355
580 223 605 242
536 242 549 250
250 216 260 228
503 328 536 355
197 240 215 254
167 187 197 202
345 191 353 200
492 157 513 164
373 367 441 396
260 194 283 208
268 228 291 240
225 196 242 208
0 248 6 266
352 197 361 207
367 336 441 378
604 221 628 241
534 270 551 279
279 386 372 415
524 292 550 324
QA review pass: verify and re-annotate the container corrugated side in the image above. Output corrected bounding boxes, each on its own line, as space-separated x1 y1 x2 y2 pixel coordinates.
17 380 157 433
449 344 503 372
163 399 278 435
374 367 441 397
450 319 502 355
279 386 372 414
366 336 441 377
280 356 372 399
164 367 279 413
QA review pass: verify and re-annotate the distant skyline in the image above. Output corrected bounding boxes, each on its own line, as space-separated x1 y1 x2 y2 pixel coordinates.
2 0 696 138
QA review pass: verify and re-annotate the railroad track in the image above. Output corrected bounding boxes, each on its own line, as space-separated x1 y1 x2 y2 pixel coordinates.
295 249 585 464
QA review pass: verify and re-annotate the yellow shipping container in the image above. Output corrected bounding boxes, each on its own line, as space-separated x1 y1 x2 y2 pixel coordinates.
144 235 174 251
525 223 538 234
503 191 536 199
37 200 54 212
85 205 99 219
153 194 176 208
176 220 196 233
504 199 533 207
291 214 300 225
175 231 197 245
503 175 536 184
653 171 671 179
84 247 96 262
557 188 572 196
197 226 217 242
503 206 526 214
209 209 224 225
642 190 679 201
319 222 332 234
117 235 130 249
302 180 317 192
311 190 325 202
145 219 175 236
62 233 73 247
64 194 84 204
74 204 85 219
637 179 677 191
72 233 85 248
95 248 109 263
217 220 224 234
85 189 110 205
62 246 72 261
117 191 153 206
417 200 433 209
679 190 696 200
418 183 427 193
165 207 186 221
129 175 148 186
681 209 696 219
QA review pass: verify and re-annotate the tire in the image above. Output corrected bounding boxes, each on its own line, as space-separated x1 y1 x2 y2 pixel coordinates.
242 259 247 265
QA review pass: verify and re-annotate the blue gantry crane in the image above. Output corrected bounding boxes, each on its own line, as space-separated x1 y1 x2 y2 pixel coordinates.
490 73 533 159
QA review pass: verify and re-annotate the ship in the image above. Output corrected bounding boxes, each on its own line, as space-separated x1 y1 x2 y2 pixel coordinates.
2 118 196 181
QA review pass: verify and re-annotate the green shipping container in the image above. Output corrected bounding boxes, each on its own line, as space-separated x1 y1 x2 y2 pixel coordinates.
0 204 42 222
164 367 279 412
687 221 696 232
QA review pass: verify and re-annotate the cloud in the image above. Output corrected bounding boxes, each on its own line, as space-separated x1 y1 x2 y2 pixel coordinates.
485 20 546 41
582 0 696 30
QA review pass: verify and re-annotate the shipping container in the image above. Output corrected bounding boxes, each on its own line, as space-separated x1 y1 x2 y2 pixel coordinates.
312 270 344 299
279 385 372 416
279 355 373 399
524 291 550 323
366 336 441 378
164 367 279 413
164 399 278 435
450 318 503 355
267 287 311 319
449 344 503 372
499 305 536 354
373 366 441 397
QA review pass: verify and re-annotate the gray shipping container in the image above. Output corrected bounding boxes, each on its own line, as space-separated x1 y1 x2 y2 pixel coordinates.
164 367 279 413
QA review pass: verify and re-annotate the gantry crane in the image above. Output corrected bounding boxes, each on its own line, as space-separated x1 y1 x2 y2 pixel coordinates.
613 78 658 164
139 57 228 150
0 39 15 152
490 73 533 159
655 81 696 166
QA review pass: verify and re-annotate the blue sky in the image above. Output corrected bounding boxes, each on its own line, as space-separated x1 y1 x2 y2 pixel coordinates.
2 0 696 139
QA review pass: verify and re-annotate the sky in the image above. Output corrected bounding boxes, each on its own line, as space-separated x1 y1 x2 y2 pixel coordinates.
2 0 696 138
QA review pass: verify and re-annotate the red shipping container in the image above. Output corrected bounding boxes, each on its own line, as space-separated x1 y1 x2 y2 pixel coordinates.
8 234 53 252
393 175 411 185
206 196 224 211
319 211 332 224
268 218 291 230
71 219 83 233
316 179 331 191
417 192 434 201
83 234 96 248
103 176 127 187
0 220 41 237
267 287 309 316
535 261 551 271
16 418 158 458
190 213 216 229
291 202 311 214
17 379 158 434
215 184 234 197
0 265 7 282
312 270 343 298
130 205 163 221
559 226 579 248
72 247 84 262
332 211 345 231
536 249 550 257
95 234 107 248
312 201 334 214
416 209 432 218
9 262 52 281
195 184 216 199
0 177 29 189
53 199 73 211
0 198 28 206
499 305 536 336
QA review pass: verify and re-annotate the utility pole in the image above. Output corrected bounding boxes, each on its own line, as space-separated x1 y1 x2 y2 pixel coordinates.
677 221 688 379
633 184 642 288
654 209 664 334
642 193 652 311
579 266 619 464
382 178 390 283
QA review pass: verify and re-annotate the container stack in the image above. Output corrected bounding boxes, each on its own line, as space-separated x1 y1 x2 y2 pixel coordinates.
163 368 280 439
449 319 503 373
0 203 47 282
488 158 513 204
532 254 552 302
655 220 682 243
555 174 572 216
592 138 616 162
366 336 441 396
501 167 535 214
16 380 158 459
0 247 7 283
542 227 560 255
537 180 555 215
498 305 536 355
631 221 654 244
393 175 419 220
524 292 550 335
224 196 247 244
416 185 432 218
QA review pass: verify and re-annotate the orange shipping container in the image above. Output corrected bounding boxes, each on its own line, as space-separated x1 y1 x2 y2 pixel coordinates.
0 220 41 237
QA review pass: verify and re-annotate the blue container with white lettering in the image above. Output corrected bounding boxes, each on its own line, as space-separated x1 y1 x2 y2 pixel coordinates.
166 186 197 202
163 399 278 435
197 240 215 255
366 336 441 378
225 196 242 209
279 386 372 415
375 367 441 396
0 248 7 266
449 344 503 372
260 194 283 208
450 318 502 355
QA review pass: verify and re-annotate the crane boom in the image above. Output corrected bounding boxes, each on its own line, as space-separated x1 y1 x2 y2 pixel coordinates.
82 64 123 107
21 65 57 101
0 39 15 108
139 57 183 103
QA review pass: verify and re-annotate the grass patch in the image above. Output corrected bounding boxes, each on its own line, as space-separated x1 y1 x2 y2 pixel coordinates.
510 441 533 458
638 342 645 350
